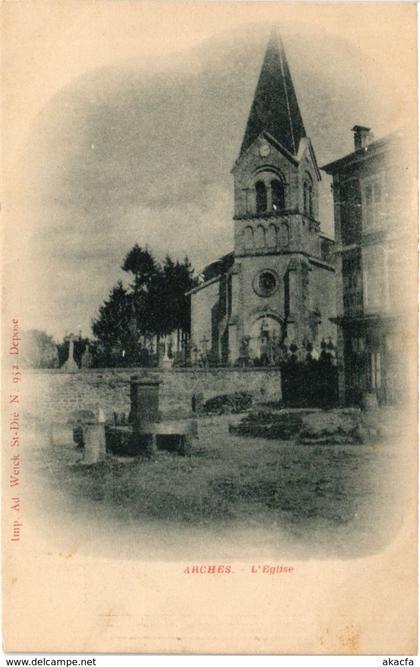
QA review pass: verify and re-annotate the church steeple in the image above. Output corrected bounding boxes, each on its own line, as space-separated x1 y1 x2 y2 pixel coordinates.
240 29 306 157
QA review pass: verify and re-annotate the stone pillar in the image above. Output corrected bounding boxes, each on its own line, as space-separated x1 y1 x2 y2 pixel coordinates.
130 375 161 457
82 409 106 465
267 183 273 213
130 375 161 425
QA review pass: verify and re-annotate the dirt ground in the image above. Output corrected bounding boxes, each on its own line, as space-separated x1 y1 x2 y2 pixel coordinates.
26 414 404 560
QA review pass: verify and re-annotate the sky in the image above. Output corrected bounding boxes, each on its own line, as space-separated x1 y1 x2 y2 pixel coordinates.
13 10 404 340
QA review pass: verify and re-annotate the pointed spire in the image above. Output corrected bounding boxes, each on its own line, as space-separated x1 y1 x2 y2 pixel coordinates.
240 29 306 157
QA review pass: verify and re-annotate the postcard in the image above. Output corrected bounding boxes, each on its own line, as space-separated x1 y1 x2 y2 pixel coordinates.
2 1 417 654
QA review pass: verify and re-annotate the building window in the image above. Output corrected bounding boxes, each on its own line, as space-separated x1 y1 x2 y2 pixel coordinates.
255 181 267 215
267 224 277 249
351 336 366 353
244 226 254 251
321 238 333 262
370 352 382 389
253 270 278 297
362 246 384 312
340 178 362 245
279 222 289 246
255 224 266 249
342 251 362 315
303 176 314 217
362 174 384 231
271 179 285 212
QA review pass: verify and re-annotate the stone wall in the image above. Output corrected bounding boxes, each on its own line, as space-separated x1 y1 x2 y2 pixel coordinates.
24 367 281 424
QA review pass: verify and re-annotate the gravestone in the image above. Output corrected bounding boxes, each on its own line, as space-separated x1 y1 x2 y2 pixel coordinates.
80 346 93 368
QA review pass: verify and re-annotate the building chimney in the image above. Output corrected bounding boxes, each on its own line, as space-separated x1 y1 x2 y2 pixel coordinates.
352 126 373 151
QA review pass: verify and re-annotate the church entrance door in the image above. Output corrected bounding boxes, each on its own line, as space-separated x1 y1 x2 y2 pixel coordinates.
249 316 283 364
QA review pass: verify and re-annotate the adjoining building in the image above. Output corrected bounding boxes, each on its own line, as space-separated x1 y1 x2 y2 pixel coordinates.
323 127 414 405
188 30 336 365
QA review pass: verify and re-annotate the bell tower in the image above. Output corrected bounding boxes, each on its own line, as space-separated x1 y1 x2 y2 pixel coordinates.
228 29 332 363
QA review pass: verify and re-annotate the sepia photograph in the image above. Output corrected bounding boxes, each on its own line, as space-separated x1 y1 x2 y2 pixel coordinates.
2 1 417 654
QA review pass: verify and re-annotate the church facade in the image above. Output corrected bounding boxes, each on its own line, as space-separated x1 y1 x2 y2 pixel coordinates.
188 31 336 365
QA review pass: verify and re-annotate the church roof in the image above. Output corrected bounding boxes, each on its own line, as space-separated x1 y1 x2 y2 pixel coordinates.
186 252 234 295
201 252 234 283
240 29 306 158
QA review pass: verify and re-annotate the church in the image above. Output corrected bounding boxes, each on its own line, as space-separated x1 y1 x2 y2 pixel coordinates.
188 31 336 365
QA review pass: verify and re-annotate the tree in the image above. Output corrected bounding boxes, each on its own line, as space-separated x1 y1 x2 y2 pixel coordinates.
91 282 140 365
160 256 194 336
121 244 157 294
21 330 59 368
145 255 194 340
91 246 195 365
121 245 160 338
173 257 194 336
